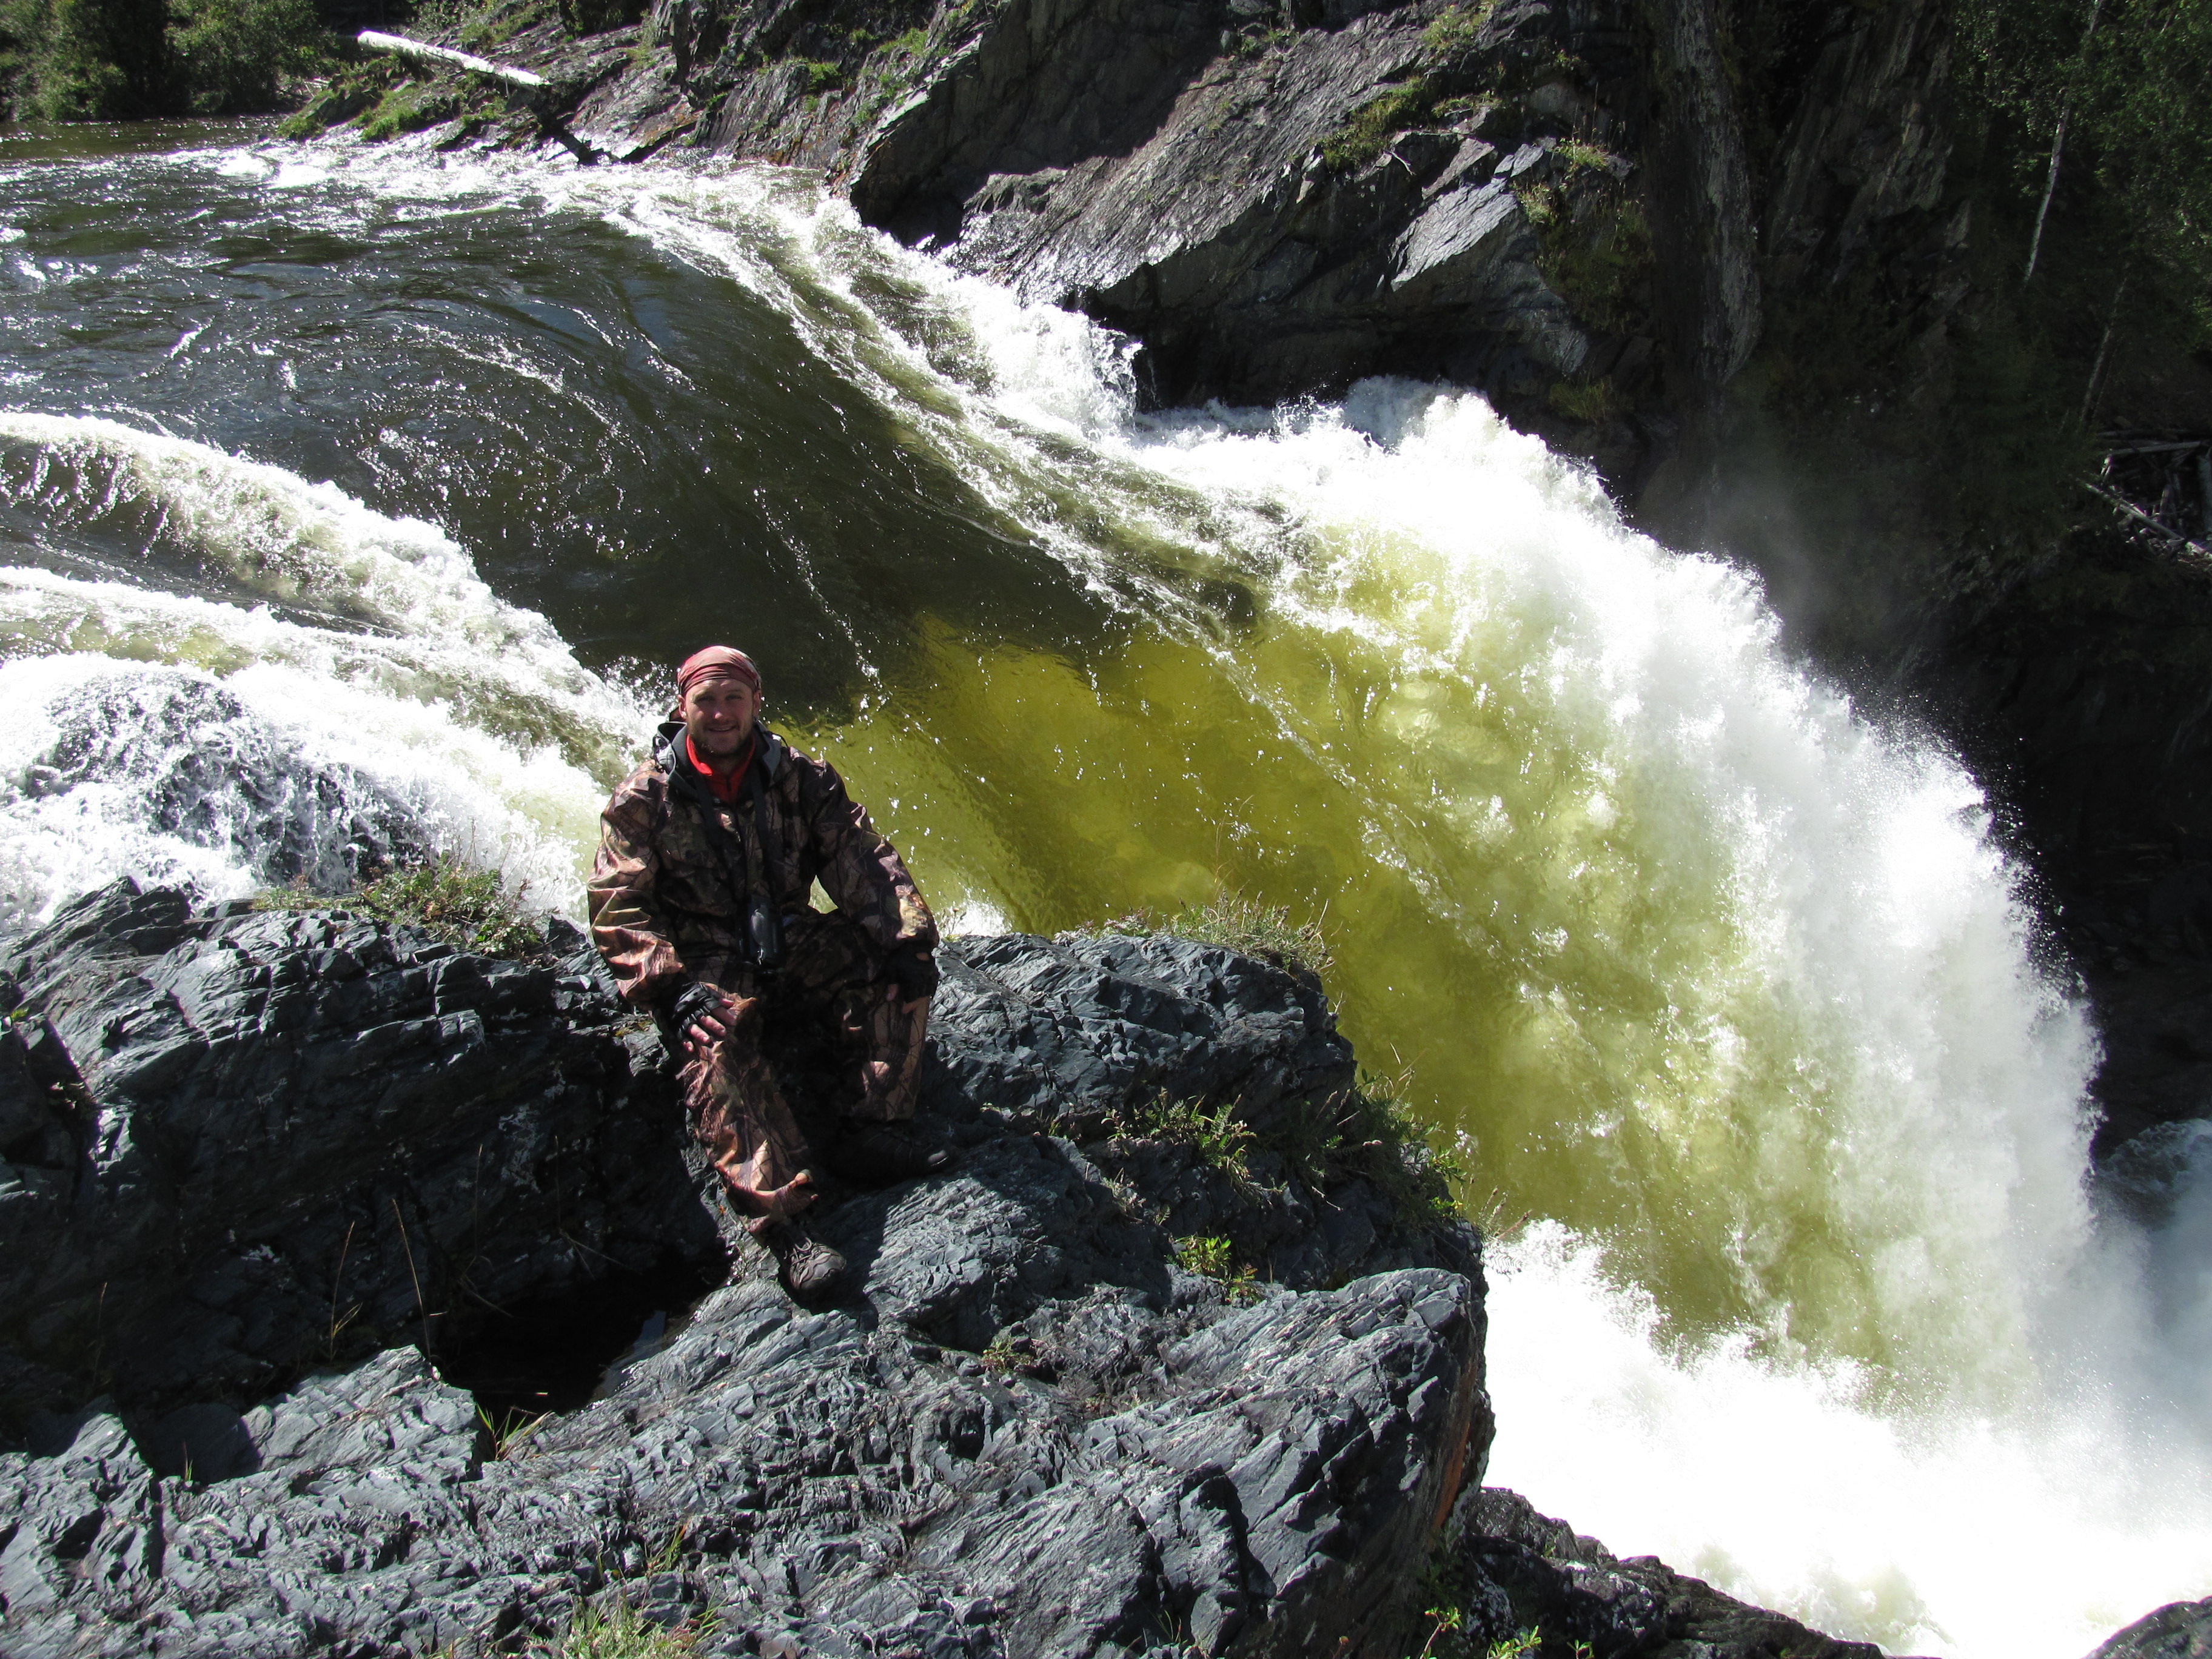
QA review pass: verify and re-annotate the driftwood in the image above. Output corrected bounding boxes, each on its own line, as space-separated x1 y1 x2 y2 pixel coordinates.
355 30 547 87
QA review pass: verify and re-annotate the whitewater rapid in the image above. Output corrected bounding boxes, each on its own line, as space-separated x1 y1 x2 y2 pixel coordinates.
2 133 2209 1658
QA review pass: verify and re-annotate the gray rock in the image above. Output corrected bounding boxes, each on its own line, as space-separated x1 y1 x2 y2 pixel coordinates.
0 884 1440 1429
2089 1597 2212 1659
0 878 709 1423
1446 1487 1902 1659
0 1204 1487 1656
0 878 1496 1655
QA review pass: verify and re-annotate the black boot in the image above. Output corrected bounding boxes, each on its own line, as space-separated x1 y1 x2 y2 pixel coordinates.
756 1218 848 1301
825 1124 952 1185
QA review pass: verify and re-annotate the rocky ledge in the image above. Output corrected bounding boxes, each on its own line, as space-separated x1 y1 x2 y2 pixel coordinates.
2 882 2199 1658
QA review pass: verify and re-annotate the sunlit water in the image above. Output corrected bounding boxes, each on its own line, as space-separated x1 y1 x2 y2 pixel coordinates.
3 122 2208 1657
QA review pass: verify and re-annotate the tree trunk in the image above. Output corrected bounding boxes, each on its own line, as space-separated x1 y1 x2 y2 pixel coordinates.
2024 0 2104 285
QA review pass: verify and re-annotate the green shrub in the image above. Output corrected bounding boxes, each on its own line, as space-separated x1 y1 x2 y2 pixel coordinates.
1175 1235 1260 1301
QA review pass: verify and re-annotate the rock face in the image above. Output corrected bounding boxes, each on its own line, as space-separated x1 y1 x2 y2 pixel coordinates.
311 0 1967 488
0 879 711 1421
0 883 1489 1657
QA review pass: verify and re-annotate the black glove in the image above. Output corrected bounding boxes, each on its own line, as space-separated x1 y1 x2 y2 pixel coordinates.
666 980 728 1038
884 940 940 1002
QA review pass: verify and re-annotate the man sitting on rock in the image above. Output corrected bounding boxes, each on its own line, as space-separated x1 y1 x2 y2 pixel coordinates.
588 645 946 1300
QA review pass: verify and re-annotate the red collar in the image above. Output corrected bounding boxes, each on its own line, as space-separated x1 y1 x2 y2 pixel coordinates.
686 729 756 805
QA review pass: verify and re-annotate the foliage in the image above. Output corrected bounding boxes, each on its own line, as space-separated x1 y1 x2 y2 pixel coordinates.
1551 138 1616 175
477 1403 549 1459
1956 0 2212 297
1546 378 1624 424
979 1329 1021 1372
555 0 638 37
1338 1068 1465 1230
1101 1091 1256 1174
0 0 169 118
1945 0 2211 494
258 855 548 959
0 0 331 118
788 55 842 92
1175 1235 1260 1301
1419 0 1494 59
355 77 460 138
1320 79 1434 172
166 0 330 113
1517 175 1651 336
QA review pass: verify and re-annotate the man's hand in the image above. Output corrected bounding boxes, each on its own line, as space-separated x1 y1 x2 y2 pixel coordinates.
668 980 736 1059
719 1162 817 1227
884 940 939 1007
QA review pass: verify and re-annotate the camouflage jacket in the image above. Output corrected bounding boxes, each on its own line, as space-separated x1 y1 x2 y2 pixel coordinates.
588 721 937 1010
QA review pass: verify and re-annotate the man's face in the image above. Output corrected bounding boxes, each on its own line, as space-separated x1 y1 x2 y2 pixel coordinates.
681 675 761 760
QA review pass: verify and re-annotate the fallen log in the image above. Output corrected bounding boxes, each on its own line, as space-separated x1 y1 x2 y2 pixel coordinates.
355 29 547 87
2083 478 2212 563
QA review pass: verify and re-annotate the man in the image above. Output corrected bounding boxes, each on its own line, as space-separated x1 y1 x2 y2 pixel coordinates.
588 645 945 1300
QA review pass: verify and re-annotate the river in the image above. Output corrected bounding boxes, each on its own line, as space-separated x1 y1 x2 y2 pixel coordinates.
3 119 2210 1658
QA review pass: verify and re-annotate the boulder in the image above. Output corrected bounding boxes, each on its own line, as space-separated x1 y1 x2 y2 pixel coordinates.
1 1267 1485 1658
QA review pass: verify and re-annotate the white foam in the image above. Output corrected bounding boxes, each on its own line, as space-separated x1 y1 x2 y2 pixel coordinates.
1486 1224 2212 1657
0 417 657 925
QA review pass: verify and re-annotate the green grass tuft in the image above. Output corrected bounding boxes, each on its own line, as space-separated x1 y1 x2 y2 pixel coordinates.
1319 79 1434 172
258 854 546 959
1098 1091 1256 1174
1113 890 1331 978
553 1592 713 1658
1546 377 1624 423
1338 1068 1467 1231
1419 0 1495 60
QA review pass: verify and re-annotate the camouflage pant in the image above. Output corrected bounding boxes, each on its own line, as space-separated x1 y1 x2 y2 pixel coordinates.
679 910 930 1215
